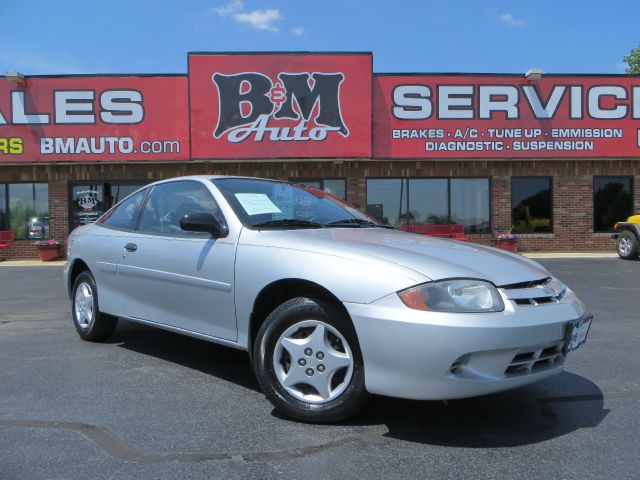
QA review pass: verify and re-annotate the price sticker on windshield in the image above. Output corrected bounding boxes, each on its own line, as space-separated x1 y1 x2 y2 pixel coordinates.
235 193 282 216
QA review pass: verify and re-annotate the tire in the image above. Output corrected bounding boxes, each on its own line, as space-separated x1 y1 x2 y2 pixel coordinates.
617 231 638 260
71 271 118 341
253 297 367 423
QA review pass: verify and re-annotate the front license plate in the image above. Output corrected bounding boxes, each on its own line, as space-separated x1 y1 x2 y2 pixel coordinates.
564 316 593 354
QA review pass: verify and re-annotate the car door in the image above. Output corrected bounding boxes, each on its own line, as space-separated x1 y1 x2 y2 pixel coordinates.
117 180 238 341
89 187 149 317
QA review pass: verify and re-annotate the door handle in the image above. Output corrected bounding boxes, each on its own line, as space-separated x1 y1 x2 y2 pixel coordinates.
124 243 138 252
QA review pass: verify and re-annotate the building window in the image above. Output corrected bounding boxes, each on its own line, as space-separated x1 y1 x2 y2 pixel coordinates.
365 178 490 233
451 179 491 233
293 178 346 200
511 177 553 233
4 183 50 239
593 176 633 232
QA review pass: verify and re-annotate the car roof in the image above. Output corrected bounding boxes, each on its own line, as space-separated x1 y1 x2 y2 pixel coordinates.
152 175 282 185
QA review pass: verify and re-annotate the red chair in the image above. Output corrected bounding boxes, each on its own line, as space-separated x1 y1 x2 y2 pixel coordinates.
398 224 469 241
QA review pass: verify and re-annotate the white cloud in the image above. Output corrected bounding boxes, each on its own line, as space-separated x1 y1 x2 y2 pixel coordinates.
212 1 283 32
499 12 526 27
211 0 243 16
291 27 304 35
233 9 283 32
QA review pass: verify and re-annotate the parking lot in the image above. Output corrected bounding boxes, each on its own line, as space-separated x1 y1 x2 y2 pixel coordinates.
1 258 638 480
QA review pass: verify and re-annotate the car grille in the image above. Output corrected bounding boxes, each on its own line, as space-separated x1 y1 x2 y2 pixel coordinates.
500 277 566 307
504 341 565 377
513 296 559 306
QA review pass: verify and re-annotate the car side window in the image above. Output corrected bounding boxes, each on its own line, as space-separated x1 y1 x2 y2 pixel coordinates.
100 188 147 230
137 181 223 236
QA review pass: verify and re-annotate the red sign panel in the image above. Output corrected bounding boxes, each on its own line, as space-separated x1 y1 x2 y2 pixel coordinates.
373 75 640 159
189 53 372 159
0 76 189 162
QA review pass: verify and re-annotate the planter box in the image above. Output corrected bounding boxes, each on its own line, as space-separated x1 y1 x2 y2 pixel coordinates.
37 247 60 262
496 241 518 253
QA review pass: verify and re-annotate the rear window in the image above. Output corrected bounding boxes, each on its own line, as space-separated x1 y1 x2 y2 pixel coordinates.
99 188 147 230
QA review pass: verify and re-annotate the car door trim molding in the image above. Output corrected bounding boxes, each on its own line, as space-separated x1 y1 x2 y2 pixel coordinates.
117 264 232 292
96 261 117 273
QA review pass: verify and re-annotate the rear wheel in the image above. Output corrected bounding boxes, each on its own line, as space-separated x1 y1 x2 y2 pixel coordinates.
617 231 638 260
72 271 117 341
253 297 366 423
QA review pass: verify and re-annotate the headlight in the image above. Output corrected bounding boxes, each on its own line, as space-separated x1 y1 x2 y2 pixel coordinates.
544 278 567 298
398 279 504 313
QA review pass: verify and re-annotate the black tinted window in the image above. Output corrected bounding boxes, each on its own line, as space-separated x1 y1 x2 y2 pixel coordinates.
100 189 147 230
511 177 553 233
138 181 222 236
593 176 633 232
366 178 490 233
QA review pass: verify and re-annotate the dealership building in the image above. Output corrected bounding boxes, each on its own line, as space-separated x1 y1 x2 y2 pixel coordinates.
0 52 638 258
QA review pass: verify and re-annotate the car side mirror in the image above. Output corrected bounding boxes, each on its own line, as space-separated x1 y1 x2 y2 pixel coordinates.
180 212 228 238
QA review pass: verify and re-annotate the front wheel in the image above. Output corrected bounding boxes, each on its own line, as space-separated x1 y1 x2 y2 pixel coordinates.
72 271 118 341
617 231 638 260
253 297 367 423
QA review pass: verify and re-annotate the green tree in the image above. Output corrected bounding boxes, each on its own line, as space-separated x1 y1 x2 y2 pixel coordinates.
623 44 640 74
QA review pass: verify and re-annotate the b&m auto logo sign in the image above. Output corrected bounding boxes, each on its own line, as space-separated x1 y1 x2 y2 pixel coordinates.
212 71 349 142
189 53 372 159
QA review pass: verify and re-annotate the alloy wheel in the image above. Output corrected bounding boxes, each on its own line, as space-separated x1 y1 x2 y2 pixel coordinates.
619 236 632 256
273 320 354 404
74 282 94 330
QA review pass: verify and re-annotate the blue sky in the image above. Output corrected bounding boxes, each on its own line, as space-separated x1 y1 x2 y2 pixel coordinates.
1 0 638 76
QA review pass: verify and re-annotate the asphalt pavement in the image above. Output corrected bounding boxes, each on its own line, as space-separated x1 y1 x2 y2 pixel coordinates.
0 258 638 479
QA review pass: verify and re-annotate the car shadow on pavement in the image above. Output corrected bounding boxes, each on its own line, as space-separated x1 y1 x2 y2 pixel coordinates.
107 320 608 448
352 372 609 447
109 319 261 393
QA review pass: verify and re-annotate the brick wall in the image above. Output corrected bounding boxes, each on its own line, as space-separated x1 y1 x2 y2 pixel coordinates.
2 158 637 259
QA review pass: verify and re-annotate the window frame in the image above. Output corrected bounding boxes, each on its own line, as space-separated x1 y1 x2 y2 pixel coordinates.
364 176 492 234
510 176 554 234
592 175 634 233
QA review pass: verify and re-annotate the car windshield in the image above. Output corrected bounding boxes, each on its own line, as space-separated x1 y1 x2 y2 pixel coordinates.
212 178 382 229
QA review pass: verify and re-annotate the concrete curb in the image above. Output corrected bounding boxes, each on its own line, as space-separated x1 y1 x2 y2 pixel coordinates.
0 260 66 267
522 252 618 259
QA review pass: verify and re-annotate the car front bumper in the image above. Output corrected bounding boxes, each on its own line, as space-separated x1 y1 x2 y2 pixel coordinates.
344 288 589 400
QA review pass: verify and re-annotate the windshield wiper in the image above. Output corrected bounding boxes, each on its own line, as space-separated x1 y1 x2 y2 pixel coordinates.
325 218 379 228
252 219 323 229
325 218 396 229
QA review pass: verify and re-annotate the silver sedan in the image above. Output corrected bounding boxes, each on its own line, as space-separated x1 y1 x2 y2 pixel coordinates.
63 176 592 422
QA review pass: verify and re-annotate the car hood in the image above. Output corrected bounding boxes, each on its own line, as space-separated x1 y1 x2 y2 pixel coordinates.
251 227 549 286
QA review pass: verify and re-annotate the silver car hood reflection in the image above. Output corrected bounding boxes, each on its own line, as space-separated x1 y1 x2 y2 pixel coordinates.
253 227 548 286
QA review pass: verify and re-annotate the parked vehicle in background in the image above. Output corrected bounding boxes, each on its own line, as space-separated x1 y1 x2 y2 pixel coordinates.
27 216 50 239
613 214 640 260
63 176 592 422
